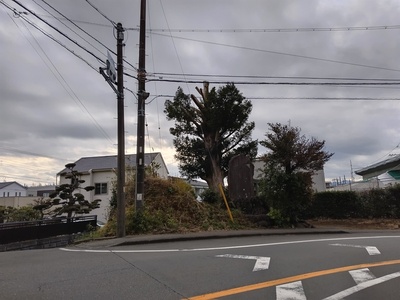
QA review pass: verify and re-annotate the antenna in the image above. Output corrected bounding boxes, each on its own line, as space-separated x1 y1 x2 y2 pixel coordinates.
350 160 355 182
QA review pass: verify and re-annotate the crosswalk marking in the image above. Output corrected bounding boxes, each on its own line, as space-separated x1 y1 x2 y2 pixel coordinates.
349 268 376 284
274 269 400 300
322 271 400 300
276 281 306 300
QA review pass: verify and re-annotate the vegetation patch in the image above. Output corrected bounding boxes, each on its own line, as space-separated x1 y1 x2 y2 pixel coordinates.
101 177 257 236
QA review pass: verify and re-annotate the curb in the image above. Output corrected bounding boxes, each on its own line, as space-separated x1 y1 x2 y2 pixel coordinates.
75 228 349 249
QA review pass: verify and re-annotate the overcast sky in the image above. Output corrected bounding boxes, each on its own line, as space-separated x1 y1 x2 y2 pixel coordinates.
1 0 400 186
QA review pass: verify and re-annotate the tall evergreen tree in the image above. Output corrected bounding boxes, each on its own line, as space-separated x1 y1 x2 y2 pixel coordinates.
165 82 257 193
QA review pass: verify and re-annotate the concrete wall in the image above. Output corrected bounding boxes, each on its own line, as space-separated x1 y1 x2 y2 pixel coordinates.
0 197 38 208
0 235 75 252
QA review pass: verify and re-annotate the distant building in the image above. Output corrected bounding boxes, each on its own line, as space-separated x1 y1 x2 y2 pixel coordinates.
57 153 169 222
355 155 400 181
327 155 400 192
0 181 27 198
186 179 208 200
253 159 327 192
27 185 56 197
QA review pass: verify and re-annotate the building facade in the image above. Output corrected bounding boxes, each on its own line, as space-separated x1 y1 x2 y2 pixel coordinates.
57 153 169 222
0 182 27 198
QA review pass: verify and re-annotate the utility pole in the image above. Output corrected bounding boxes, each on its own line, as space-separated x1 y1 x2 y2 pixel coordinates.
99 23 125 237
136 0 148 211
116 23 126 237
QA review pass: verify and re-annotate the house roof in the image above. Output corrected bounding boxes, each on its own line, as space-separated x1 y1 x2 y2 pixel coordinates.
355 155 400 176
57 152 163 175
0 181 27 190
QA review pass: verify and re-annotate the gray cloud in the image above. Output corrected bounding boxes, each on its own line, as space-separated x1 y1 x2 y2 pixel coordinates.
1 0 400 185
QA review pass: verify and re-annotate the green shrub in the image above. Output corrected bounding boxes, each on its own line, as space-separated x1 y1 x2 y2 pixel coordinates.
232 196 268 215
311 185 400 219
311 191 361 219
200 189 221 204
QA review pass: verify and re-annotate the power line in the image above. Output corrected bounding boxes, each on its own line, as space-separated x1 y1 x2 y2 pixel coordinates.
1 1 99 71
147 78 400 86
246 97 400 101
148 72 400 82
151 32 400 74
37 0 110 57
35 7 138 71
2 2 115 145
11 0 106 65
0 146 66 161
85 0 116 26
148 24 400 33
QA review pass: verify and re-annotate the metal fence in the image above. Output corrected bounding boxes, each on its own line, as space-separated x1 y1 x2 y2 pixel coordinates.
0 215 97 245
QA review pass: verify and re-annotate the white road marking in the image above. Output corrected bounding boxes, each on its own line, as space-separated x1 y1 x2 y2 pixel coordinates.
276 281 306 300
349 268 376 284
59 235 400 253
215 254 270 271
322 271 400 300
330 243 381 255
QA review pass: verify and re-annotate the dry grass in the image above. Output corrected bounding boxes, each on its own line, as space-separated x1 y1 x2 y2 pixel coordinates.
102 176 257 236
307 218 400 230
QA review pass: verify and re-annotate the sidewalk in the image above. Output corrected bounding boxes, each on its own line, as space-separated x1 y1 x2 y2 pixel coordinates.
74 228 348 250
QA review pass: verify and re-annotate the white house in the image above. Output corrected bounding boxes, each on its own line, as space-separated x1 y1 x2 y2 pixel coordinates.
57 153 169 222
253 159 327 192
0 181 27 198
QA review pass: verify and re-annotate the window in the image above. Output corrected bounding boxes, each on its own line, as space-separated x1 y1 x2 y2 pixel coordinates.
95 183 108 195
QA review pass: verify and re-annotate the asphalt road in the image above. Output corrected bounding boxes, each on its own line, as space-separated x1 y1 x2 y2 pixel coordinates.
1 231 400 299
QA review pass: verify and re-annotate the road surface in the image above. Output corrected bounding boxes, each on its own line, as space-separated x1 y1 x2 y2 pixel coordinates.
1 231 400 299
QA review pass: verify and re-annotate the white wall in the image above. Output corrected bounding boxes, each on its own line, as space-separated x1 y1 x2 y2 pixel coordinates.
59 171 113 223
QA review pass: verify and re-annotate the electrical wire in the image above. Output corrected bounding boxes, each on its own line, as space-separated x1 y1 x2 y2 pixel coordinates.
150 32 400 74
12 0 106 65
246 97 400 101
147 1 164 152
2 2 115 145
37 0 111 58
158 0 191 94
148 72 400 82
146 78 400 85
1 1 99 71
148 24 400 33
85 0 116 27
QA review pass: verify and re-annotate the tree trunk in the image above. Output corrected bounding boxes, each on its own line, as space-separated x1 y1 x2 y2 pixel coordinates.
205 154 224 195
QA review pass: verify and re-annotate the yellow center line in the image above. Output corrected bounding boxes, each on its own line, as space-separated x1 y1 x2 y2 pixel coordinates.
186 259 400 300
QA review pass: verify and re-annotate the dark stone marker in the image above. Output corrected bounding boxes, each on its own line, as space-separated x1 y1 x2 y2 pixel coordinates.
228 154 254 201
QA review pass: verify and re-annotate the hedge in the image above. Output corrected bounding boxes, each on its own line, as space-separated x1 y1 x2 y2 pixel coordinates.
310 184 400 219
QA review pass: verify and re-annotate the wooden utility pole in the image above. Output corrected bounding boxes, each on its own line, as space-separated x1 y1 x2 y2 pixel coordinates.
99 23 125 237
136 0 148 211
116 23 126 237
